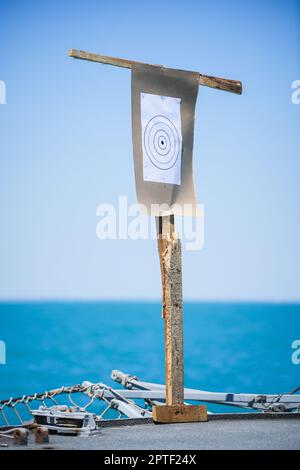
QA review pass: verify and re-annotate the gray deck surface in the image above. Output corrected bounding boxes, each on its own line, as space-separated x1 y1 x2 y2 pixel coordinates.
1 415 300 450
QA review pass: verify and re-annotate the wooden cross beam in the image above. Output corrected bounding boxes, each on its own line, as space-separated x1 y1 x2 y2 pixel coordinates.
69 49 242 423
68 49 242 95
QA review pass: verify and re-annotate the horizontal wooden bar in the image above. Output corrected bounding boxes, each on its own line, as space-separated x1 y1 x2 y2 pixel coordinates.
68 49 242 95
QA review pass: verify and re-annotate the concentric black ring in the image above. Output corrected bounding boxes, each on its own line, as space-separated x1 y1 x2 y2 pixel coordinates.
143 115 180 170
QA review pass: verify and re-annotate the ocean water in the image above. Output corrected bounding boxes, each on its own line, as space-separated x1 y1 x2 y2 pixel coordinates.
0 302 299 414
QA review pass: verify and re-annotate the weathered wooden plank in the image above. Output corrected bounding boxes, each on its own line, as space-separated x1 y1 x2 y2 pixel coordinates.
199 74 243 94
152 404 208 423
157 215 184 406
68 49 242 95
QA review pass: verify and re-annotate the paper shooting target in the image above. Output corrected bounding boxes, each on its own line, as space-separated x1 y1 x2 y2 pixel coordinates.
141 93 182 185
144 115 180 171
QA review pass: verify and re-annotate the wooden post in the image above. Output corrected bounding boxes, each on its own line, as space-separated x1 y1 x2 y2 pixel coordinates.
157 215 184 406
152 215 207 423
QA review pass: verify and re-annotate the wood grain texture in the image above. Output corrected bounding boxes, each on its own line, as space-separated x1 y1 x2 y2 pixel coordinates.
152 404 208 423
68 49 242 95
157 215 183 406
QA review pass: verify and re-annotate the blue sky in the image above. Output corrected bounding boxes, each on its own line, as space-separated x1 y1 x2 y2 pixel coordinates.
0 0 299 301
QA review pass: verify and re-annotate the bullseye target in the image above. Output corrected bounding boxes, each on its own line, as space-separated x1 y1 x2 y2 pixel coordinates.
141 93 182 185
144 115 180 170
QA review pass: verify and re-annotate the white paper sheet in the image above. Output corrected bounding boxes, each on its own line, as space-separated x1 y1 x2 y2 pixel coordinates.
141 93 182 185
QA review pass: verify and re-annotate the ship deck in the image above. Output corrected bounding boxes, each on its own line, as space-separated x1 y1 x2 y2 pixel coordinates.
1 413 300 450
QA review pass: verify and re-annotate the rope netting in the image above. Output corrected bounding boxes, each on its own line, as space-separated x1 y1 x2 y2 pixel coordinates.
0 382 149 428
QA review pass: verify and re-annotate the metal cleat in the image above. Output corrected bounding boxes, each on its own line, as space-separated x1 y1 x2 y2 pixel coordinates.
34 426 49 444
13 428 29 446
